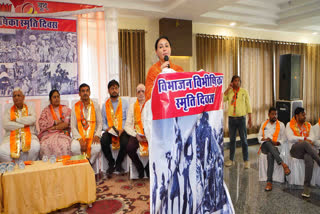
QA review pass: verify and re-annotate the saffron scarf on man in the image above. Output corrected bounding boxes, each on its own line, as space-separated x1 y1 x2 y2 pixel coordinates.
75 100 96 158
10 104 31 158
289 117 311 137
258 119 281 155
105 98 123 150
134 99 148 156
230 88 240 116
262 119 280 142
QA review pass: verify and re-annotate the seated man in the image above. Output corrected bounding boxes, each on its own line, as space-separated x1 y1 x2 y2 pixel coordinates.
101 80 129 177
310 117 320 154
71 83 102 165
124 84 149 178
286 107 320 198
0 87 40 162
258 107 290 191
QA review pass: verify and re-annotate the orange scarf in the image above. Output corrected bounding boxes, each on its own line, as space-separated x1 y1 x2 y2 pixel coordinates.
49 104 69 136
75 100 96 158
10 104 31 158
134 100 148 156
231 88 240 116
318 118 320 127
105 98 123 150
49 104 63 121
262 119 281 143
289 117 311 137
258 119 281 155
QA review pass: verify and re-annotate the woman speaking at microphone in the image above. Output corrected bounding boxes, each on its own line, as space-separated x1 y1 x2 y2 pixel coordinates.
145 36 184 101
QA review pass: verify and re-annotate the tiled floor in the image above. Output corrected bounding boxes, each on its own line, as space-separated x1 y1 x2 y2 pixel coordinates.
224 144 320 214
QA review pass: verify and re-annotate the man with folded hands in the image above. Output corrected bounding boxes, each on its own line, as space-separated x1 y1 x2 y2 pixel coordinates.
0 87 40 162
101 80 129 177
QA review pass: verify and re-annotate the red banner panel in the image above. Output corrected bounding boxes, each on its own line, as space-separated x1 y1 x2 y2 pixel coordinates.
151 71 224 120
0 17 76 32
7 0 101 14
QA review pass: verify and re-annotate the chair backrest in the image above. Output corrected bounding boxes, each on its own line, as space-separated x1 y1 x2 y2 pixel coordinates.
121 96 137 105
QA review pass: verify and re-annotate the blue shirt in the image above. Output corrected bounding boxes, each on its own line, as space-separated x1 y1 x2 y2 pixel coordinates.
101 97 129 131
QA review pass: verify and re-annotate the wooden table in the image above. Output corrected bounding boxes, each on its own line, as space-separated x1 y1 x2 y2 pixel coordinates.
0 161 96 214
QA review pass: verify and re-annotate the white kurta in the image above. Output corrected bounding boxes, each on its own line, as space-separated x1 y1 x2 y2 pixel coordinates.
0 104 40 162
124 100 145 138
70 100 102 164
141 100 152 142
285 122 313 150
310 123 320 149
257 120 287 145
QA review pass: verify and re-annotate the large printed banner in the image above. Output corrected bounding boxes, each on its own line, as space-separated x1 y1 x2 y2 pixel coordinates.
0 17 78 96
151 71 223 120
0 16 76 31
0 0 101 13
150 72 234 213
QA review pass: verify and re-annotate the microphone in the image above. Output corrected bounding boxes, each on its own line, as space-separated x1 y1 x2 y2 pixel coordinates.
164 55 170 68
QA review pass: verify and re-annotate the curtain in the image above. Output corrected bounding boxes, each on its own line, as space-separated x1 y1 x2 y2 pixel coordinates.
118 29 145 97
196 34 237 134
77 11 107 104
105 8 120 89
239 39 273 133
304 44 320 124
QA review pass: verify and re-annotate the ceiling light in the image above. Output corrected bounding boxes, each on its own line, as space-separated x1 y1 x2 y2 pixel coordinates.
312 32 318 35
230 22 236 27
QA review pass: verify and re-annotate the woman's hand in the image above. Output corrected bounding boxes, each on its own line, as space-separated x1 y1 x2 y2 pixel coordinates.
54 120 62 125
161 61 170 70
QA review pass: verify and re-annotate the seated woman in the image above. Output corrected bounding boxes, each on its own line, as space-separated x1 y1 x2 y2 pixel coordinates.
38 89 72 158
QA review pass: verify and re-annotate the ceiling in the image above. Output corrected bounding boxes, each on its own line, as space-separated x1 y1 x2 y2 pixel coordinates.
57 0 320 35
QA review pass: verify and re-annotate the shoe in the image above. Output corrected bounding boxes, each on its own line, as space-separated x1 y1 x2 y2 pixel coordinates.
281 162 291 176
106 166 115 178
138 170 144 179
145 163 150 178
244 161 250 169
301 186 311 198
115 165 125 174
225 160 234 167
265 182 272 191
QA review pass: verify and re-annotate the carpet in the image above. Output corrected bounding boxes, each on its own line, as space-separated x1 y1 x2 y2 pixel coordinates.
55 173 150 214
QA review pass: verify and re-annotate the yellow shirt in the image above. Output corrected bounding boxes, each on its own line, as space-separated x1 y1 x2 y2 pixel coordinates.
223 88 252 117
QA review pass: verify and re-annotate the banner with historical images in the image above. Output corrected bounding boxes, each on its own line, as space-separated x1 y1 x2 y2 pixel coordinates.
0 16 78 96
150 72 234 213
